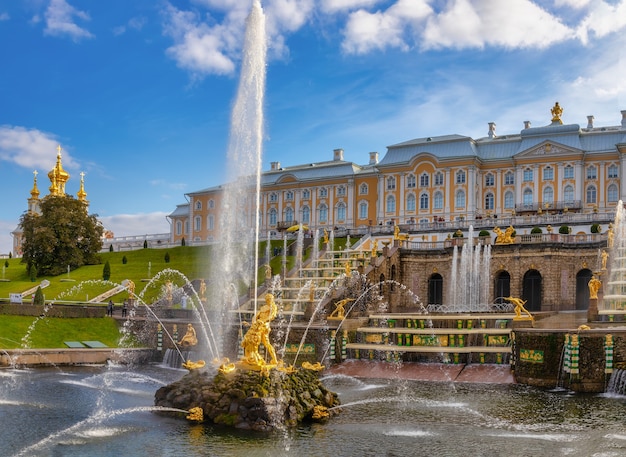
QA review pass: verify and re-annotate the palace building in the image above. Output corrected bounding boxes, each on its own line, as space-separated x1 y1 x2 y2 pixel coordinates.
168 103 626 245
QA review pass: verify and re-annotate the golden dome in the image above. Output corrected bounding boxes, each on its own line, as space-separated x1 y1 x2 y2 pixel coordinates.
48 145 70 195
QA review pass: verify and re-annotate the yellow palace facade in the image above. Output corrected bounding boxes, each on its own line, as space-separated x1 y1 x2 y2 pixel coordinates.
168 104 626 244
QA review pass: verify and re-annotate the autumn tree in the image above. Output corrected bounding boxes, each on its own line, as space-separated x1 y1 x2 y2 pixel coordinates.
20 195 104 276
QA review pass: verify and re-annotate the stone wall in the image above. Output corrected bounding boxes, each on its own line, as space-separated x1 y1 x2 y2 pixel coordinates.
0 303 106 318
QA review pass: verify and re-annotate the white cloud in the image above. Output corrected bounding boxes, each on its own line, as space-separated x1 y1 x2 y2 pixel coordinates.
0 12 9 21
43 0 93 41
0 125 78 170
575 0 626 44
320 0 382 13
555 0 591 8
99 212 171 238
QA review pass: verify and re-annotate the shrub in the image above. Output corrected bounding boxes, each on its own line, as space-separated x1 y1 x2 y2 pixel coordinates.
33 286 45 305
164 252 170 263
478 230 490 237
4 260 8 268
590 223 601 233
143 240 148 249
122 255 127 265
452 230 464 238
531 226 542 234
102 260 111 281
109 244 114 252
181 237 186 246
29 264 37 282
559 225 570 235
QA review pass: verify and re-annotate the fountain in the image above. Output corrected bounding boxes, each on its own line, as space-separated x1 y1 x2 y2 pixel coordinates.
600 200 626 316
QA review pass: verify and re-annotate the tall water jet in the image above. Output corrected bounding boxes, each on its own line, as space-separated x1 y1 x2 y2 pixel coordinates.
601 200 626 314
209 0 267 353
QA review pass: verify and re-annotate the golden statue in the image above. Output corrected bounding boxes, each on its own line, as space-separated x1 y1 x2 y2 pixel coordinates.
577 324 591 331
179 323 198 347
182 359 205 370
328 298 354 320
323 229 329 245
602 250 609 270
608 225 614 248
264 264 272 280
371 240 378 257
312 405 329 420
126 279 135 299
240 293 278 367
588 275 601 299
506 296 533 322
301 361 325 371
551 102 563 124
199 279 206 300
186 406 204 422
344 261 351 276
393 225 408 241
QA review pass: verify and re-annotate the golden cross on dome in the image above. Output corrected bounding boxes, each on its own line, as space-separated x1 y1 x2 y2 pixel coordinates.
80 171 85 180
33 170 38 178
56 144 62 155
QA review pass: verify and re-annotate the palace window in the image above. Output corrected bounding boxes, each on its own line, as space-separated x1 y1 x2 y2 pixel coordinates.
302 206 310 223
435 172 444 186
564 185 574 202
269 193 278 202
485 193 494 210
194 216 201 231
420 173 429 187
406 194 416 211
586 185 597 204
434 191 443 210
485 173 494 187
319 187 328 198
386 195 396 213
208 199 215 209
455 190 465 208
608 184 619 202
285 191 294 201
359 183 368 195
504 191 514 209
386 176 396 190
284 207 294 223
337 186 346 197
302 189 310 200
318 204 328 223
523 189 533 205
608 164 619 179
456 170 466 184
195 201 202 211
336 203 346 222
359 202 368 219
269 208 277 226
543 187 554 204
587 166 597 180
406 174 416 188
176 221 182 236
543 167 553 181
564 165 574 179
207 215 214 231
523 168 533 182
419 193 429 210
505 172 514 185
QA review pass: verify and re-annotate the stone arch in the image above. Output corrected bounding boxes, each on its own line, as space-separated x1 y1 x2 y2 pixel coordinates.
522 269 542 311
428 273 443 306
576 268 593 310
494 270 511 304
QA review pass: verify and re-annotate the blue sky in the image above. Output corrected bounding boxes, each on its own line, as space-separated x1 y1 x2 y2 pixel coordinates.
1 0 625 254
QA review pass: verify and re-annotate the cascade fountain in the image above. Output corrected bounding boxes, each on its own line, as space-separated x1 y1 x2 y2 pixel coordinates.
600 200 626 315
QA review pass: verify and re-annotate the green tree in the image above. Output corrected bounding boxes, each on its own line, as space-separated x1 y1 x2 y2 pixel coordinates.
4 260 8 268
122 255 127 264
33 286 44 305
164 252 170 263
181 237 186 246
29 264 37 282
20 195 104 276
109 244 114 252
143 239 148 248
103 260 111 281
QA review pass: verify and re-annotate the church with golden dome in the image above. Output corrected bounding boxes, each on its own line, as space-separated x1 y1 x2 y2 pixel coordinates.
12 145 89 256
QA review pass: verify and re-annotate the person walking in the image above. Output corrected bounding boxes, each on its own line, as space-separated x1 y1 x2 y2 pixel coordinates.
122 300 128 318
107 300 114 317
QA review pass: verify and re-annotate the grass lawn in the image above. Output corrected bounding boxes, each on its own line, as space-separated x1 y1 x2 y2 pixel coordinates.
0 315 123 349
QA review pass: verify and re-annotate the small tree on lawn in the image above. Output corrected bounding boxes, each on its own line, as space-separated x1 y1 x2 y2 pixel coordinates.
181 237 186 246
33 286 44 305
103 260 111 281
122 255 127 264
109 244 114 252
164 252 170 263
29 264 37 282
143 239 148 249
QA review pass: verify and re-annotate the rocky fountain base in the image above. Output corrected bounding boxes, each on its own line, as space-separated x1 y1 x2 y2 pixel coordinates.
154 365 340 431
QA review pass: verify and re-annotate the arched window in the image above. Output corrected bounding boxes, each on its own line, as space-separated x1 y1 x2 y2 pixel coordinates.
485 173 494 186
406 174 416 188
420 173 429 187
434 191 443 210
208 199 215 209
285 191 294 201
195 200 202 210
608 184 619 202
505 172 514 185
456 170 466 184
564 185 574 202
586 185 597 204
207 215 214 231
336 202 346 222
608 164 619 178
543 187 554 204
564 165 574 179
485 192 494 210
319 187 328 198
435 172 444 186
194 216 201 231
386 176 396 190
359 201 368 219
523 188 533 205
359 183 368 195
336 186 346 197
523 168 533 182
302 206 310 223
386 195 396 213
419 192 429 210
406 194 416 211
319 204 328 223
269 208 277 226
302 189 310 200
504 191 514 209
587 166 597 180
176 221 182 236
455 190 465 208
543 166 553 181
285 207 294 223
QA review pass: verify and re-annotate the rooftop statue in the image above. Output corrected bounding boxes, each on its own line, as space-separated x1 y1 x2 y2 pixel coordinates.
551 101 563 124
